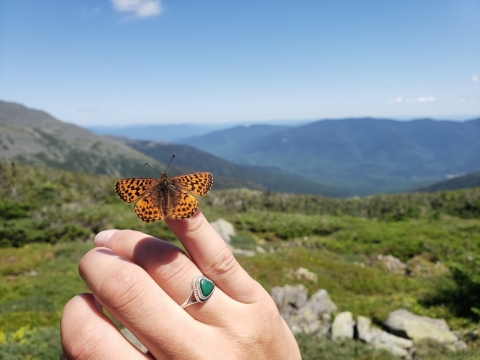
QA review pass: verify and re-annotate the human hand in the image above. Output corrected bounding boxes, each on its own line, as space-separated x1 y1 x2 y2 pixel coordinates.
60 211 301 359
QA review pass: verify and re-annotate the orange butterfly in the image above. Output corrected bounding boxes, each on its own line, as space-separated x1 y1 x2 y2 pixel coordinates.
115 155 213 222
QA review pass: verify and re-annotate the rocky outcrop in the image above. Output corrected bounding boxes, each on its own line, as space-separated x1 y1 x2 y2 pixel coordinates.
357 315 413 358
373 255 407 275
384 309 466 350
271 285 336 336
271 285 468 358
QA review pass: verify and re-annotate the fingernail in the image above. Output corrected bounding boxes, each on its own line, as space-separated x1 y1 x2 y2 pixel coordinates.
94 229 119 247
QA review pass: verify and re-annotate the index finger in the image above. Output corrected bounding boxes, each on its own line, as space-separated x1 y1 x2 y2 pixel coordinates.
166 211 264 304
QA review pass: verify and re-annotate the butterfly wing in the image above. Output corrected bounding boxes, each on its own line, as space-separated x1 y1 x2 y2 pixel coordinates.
171 172 213 196
134 193 165 222
115 178 158 203
167 191 199 220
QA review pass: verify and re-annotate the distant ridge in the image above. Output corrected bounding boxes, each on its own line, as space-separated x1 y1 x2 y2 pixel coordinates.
0 100 341 194
415 172 480 192
113 137 351 196
88 123 231 143
180 117 480 195
0 101 253 190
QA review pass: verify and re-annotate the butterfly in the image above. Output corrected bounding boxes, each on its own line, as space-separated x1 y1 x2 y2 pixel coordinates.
115 155 213 222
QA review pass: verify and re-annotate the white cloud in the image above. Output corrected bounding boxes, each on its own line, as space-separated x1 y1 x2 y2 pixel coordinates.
390 96 404 103
388 96 436 104
110 0 163 18
471 74 479 83
415 96 436 103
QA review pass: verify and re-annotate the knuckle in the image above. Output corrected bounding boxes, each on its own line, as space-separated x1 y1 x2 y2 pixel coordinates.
154 253 191 283
99 264 148 313
64 321 105 360
205 249 239 279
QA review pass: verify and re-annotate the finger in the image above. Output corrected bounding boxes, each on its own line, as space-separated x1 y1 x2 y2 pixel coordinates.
78 247 214 359
60 293 150 360
166 211 264 303
94 229 232 323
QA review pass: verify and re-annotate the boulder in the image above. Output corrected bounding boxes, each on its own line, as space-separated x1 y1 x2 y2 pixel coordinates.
357 316 413 358
211 218 235 243
287 267 318 283
271 284 308 318
332 312 355 340
384 309 458 344
373 255 407 275
298 289 337 316
271 285 336 336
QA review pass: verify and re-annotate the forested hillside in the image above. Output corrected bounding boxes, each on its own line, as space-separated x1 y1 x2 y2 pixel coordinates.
181 118 480 194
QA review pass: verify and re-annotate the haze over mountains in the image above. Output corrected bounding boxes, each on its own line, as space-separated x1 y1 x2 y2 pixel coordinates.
0 101 337 194
112 137 346 196
1 100 479 196
179 118 480 194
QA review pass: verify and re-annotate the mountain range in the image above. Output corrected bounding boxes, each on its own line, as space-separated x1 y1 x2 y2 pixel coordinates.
88 124 230 143
112 137 348 196
0 101 340 194
179 118 480 195
2 100 479 196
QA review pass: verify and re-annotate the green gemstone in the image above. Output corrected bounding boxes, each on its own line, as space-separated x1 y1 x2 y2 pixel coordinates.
199 278 214 298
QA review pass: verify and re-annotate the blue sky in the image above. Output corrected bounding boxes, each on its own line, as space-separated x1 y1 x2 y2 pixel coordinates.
0 0 479 126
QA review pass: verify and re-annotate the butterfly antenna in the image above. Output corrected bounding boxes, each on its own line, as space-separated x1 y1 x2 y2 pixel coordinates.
165 154 176 175
144 163 161 174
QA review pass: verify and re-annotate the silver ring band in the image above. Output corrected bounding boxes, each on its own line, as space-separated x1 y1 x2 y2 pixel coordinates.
181 275 215 309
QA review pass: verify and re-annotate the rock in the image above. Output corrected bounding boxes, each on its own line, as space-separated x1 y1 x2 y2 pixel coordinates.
255 245 266 253
357 316 413 358
211 218 235 243
271 285 336 336
448 340 468 351
332 312 355 340
373 255 407 275
287 267 318 283
298 289 337 316
406 255 450 277
121 328 147 353
384 309 458 344
271 284 308 317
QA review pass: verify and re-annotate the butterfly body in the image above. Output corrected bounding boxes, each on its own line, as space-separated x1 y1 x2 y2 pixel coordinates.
115 171 213 222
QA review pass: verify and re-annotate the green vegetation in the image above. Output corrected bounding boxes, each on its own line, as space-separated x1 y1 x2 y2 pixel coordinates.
1 161 480 359
181 118 480 195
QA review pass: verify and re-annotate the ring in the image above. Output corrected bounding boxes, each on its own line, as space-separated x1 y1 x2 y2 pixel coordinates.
181 275 215 309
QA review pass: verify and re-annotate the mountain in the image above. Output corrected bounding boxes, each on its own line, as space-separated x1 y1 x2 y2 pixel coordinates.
180 118 480 195
112 137 351 196
0 101 254 190
0 101 171 178
415 172 480 192
179 124 291 161
88 124 231 143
